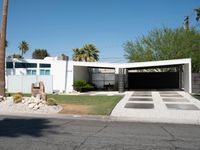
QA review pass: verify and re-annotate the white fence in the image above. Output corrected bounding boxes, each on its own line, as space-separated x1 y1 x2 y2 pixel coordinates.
7 75 53 93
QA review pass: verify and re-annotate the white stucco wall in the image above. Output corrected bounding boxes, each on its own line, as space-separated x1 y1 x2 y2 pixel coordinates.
6 58 67 93
65 61 74 93
50 61 67 92
183 63 192 93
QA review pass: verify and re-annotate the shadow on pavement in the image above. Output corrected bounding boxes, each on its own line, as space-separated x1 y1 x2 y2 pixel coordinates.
0 117 55 137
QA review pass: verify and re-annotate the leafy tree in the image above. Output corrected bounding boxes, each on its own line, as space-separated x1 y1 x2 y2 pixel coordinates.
9 54 23 59
72 44 99 62
124 27 200 72
0 0 9 96
32 49 50 59
18 41 29 57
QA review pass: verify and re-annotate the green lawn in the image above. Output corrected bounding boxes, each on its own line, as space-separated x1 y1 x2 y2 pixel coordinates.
8 93 123 115
48 95 123 115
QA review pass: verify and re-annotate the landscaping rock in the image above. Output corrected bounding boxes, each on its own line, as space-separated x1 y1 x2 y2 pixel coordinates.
28 103 36 109
0 94 62 114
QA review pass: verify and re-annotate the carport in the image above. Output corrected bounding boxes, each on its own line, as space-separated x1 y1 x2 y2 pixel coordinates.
119 59 192 93
127 65 181 89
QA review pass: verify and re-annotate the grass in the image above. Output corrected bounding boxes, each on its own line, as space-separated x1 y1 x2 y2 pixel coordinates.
48 95 123 115
7 93 123 115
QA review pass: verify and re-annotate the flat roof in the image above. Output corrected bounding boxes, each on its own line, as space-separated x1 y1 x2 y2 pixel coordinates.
72 58 191 69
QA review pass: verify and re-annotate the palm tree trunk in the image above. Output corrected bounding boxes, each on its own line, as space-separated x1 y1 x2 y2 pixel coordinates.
0 0 9 96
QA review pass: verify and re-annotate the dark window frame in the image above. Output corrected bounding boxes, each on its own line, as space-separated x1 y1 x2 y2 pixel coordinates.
39 63 51 68
6 62 13 69
15 62 37 68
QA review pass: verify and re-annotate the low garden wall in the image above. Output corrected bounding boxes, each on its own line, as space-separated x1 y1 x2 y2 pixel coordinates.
192 73 200 94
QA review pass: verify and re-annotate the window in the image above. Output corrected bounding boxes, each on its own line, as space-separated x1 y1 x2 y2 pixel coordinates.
15 62 37 68
40 69 50 75
6 62 13 69
27 70 36 75
39 63 51 68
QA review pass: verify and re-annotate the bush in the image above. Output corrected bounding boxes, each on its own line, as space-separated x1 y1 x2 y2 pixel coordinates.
73 80 94 92
47 98 57 106
12 93 23 103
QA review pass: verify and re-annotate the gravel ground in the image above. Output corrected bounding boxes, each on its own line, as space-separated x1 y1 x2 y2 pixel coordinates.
0 97 62 114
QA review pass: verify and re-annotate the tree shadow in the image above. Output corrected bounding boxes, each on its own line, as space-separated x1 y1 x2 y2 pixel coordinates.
0 117 56 137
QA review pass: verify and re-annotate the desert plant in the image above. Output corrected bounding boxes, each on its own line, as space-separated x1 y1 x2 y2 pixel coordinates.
73 80 94 92
12 93 23 103
47 98 57 106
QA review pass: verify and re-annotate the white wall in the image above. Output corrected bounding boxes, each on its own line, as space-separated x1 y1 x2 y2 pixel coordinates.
65 61 74 93
7 75 53 93
5 58 68 93
183 63 192 93
50 61 67 92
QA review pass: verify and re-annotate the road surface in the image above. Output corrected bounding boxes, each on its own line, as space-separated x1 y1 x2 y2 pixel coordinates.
0 115 200 150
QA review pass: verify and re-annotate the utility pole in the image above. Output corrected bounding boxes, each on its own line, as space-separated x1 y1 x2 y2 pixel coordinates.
184 16 189 30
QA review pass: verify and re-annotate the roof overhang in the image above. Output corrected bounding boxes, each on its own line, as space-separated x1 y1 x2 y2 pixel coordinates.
72 58 191 69
119 58 191 69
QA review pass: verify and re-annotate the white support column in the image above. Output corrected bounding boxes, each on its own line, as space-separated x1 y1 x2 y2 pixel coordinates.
183 62 192 93
65 61 74 93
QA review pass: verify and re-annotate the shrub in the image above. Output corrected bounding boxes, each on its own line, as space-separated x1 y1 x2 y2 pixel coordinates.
16 92 23 97
47 98 57 106
12 93 23 103
73 80 94 92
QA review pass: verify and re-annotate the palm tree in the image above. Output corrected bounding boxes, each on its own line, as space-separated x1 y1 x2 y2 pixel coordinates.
72 48 84 61
0 0 8 96
83 44 99 62
72 44 99 62
18 41 29 57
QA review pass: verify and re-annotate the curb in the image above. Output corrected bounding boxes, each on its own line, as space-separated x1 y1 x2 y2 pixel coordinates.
0 112 200 125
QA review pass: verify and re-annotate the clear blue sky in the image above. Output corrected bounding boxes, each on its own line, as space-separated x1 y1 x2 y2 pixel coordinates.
1 0 200 62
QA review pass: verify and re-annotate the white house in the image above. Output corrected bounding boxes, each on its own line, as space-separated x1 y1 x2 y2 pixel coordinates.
6 57 192 93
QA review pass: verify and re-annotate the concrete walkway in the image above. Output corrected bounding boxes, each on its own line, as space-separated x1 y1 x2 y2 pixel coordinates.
111 91 200 124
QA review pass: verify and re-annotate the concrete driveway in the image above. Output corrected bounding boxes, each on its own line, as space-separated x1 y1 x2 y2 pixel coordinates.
111 91 200 124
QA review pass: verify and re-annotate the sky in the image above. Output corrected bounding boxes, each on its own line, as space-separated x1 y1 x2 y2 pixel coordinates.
0 0 200 62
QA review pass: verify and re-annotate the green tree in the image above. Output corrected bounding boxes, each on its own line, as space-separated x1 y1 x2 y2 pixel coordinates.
0 0 9 96
124 27 200 72
32 49 50 59
72 44 99 62
18 41 29 57
11 53 22 59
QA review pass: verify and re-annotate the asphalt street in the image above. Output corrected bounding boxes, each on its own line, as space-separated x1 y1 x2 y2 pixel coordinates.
0 115 200 150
